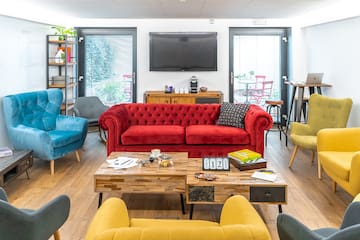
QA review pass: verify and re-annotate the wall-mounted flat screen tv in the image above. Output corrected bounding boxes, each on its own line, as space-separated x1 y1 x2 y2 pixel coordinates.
149 32 217 71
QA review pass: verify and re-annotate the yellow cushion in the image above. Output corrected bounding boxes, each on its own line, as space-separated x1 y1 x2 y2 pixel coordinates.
319 151 353 180
290 135 317 150
131 219 219 228
85 196 271 240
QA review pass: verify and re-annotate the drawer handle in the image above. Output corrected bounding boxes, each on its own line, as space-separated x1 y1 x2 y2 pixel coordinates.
264 192 272 198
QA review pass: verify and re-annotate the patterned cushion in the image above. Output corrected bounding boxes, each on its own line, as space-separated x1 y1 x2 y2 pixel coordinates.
216 102 250 128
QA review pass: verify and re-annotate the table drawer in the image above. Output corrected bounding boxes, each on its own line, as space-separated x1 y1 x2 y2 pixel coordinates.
250 186 286 203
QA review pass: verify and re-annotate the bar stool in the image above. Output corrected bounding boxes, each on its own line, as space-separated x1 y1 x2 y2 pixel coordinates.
265 100 288 146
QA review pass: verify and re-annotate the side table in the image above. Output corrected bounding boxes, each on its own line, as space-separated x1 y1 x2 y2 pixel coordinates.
0 150 33 186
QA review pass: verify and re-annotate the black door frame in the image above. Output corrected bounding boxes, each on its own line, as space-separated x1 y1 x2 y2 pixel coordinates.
76 27 137 102
229 27 290 117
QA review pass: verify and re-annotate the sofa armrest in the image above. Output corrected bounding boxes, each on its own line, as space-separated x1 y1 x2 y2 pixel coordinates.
349 152 360 195
7 125 52 159
318 128 360 152
56 115 88 132
220 195 266 226
290 122 314 136
85 198 130 240
99 105 130 155
244 105 272 156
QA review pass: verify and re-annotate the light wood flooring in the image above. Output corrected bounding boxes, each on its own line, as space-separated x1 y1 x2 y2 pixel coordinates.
3 130 353 240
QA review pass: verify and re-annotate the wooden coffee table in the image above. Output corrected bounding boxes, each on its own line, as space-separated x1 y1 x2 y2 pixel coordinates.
186 158 287 219
94 152 189 212
94 152 287 218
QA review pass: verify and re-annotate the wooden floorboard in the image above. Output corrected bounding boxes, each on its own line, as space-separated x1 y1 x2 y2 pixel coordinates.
3 131 353 240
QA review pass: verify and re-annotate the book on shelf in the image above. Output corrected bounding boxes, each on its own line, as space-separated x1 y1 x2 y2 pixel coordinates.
251 169 277 182
0 147 13 157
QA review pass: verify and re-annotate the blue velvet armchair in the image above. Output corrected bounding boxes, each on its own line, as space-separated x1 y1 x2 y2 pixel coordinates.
2 89 88 175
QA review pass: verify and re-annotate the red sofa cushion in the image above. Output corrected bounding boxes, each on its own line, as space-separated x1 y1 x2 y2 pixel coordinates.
122 125 185 145
186 125 250 145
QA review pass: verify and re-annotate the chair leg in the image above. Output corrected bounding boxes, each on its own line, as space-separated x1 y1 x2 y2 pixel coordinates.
75 150 80 162
53 230 60 240
332 181 337 192
318 158 322 179
50 160 55 175
311 150 315 163
289 145 299 168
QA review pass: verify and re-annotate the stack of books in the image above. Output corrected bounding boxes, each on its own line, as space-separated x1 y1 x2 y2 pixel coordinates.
0 147 13 158
228 149 266 170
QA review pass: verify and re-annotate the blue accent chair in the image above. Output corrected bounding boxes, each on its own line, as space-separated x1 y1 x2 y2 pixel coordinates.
277 200 360 240
0 187 70 240
2 89 88 175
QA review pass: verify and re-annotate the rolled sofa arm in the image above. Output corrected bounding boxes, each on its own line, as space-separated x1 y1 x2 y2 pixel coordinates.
8 125 52 160
220 195 271 239
99 104 130 155
244 105 273 156
85 198 130 240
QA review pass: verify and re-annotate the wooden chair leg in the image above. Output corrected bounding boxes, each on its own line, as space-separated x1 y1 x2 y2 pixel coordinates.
53 230 60 240
311 150 315 163
289 145 299 168
50 160 55 175
332 181 337 192
318 157 322 179
75 150 80 162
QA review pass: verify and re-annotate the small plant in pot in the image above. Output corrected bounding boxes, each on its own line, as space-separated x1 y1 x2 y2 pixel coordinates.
51 26 77 40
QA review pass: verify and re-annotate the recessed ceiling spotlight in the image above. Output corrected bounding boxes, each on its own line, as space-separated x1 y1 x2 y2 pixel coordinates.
179 0 187 2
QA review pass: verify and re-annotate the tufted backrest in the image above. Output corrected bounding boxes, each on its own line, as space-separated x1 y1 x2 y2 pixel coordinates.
3 89 63 131
307 94 352 135
122 103 221 127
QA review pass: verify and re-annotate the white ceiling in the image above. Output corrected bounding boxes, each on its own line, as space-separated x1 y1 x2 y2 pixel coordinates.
0 0 344 19
1 0 359 27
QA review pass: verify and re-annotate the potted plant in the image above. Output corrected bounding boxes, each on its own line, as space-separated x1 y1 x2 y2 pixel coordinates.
51 26 77 40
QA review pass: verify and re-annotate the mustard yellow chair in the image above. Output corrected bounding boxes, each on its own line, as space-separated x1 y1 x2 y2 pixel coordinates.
85 195 271 240
318 128 360 196
289 94 352 176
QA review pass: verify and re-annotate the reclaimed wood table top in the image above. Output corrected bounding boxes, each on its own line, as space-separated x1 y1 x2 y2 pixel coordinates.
95 152 286 187
94 152 189 177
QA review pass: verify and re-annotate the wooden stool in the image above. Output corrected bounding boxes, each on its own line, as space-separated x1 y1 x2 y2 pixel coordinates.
265 100 288 146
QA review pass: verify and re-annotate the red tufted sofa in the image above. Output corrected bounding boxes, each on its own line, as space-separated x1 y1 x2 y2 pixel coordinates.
99 103 272 157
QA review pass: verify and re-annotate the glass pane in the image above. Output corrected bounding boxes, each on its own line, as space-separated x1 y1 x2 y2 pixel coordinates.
233 35 281 105
85 35 133 105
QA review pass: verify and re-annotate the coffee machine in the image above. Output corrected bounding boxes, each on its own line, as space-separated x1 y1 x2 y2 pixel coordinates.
190 76 198 93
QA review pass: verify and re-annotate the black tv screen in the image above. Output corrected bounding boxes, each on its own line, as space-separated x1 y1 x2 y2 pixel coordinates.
149 32 217 71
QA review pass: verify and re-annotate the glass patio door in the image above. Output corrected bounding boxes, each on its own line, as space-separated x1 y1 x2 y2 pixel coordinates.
229 28 289 110
77 28 137 105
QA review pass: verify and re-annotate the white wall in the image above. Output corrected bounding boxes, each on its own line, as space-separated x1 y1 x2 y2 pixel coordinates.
76 18 289 102
5 15 359 146
302 16 360 127
0 15 50 147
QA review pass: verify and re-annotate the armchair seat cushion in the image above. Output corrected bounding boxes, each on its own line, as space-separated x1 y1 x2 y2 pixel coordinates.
48 130 84 148
131 219 219 228
318 151 352 181
186 125 249 145
122 125 185 145
290 135 317 150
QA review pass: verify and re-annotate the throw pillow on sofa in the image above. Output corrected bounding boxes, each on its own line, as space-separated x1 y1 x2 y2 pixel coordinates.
216 102 250 128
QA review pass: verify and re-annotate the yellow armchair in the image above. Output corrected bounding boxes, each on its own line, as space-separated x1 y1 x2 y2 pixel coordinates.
289 94 352 175
318 128 360 196
85 195 271 240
